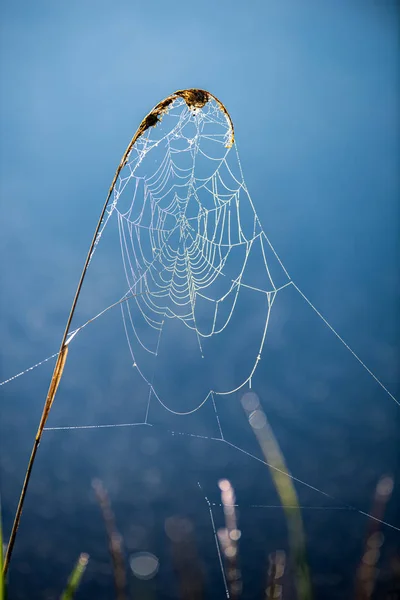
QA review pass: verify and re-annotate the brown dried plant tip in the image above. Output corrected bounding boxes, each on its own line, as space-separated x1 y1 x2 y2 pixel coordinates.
137 89 210 138
136 88 234 147
175 88 210 110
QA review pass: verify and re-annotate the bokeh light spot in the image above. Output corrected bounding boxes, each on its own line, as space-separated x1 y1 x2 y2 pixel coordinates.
129 552 159 580
241 391 260 412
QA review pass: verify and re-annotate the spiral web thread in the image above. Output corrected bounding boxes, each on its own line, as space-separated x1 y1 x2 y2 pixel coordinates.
108 97 293 416
1 96 398 559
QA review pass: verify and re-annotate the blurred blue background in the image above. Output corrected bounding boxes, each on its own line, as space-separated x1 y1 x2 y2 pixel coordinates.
0 1 399 598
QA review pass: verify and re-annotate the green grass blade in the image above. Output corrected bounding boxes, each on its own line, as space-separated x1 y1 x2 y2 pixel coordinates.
242 394 313 600
60 553 89 600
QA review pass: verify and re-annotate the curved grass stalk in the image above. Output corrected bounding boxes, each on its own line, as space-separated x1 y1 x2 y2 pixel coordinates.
2 89 234 575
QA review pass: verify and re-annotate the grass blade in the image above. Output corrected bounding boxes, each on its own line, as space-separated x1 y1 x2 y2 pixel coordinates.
242 392 313 600
60 553 89 600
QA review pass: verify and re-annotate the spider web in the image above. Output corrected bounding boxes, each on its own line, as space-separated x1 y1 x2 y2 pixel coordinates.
104 97 291 416
1 94 398 597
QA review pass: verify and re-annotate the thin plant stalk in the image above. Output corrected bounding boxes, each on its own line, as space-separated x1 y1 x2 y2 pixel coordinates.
354 475 393 600
92 479 127 600
3 89 232 575
266 550 286 600
0 498 4 600
217 479 242 598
